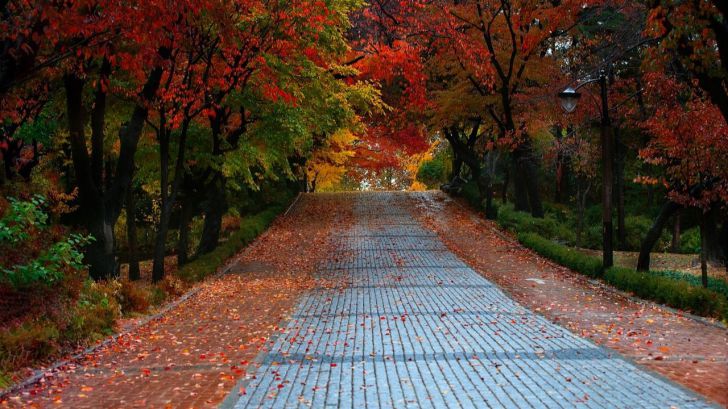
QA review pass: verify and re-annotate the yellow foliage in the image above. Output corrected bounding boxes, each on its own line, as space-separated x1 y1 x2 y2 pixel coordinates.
409 180 429 191
307 128 358 191
404 140 440 191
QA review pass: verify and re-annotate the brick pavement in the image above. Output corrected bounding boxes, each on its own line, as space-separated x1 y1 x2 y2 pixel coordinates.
224 192 716 408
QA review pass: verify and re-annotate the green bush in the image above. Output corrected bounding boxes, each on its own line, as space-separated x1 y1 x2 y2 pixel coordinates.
605 267 728 320
417 158 447 188
64 280 120 344
623 215 653 251
499 205 576 245
460 181 481 209
518 232 603 277
176 207 282 282
648 270 728 299
679 228 701 254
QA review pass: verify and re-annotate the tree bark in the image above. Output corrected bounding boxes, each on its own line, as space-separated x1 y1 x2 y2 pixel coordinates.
700 207 726 263
511 159 530 212
449 152 463 185
63 58 166 280
196 175 228 256
151 124 170 282
637 200 681 271
700 215 709 288
501 166 509 202
64 74 117 279
176 194 194 267
126 186 140 281
671 213 681 253
614 125 626 250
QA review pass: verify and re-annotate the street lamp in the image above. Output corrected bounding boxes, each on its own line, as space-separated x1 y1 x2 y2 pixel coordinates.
557 87 581 113
558 75 614 270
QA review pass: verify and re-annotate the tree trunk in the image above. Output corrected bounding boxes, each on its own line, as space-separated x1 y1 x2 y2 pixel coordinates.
637 201 681 271
501 166 509 202
450 153 463 185
575 179 590 248
63 59 165 280
615 125 626 250
700 215 709 288
126 186 140 281
197 175 228 256
671 213 681 253
152 119 190 282
176 194 194 267
512 142 544 218
64 74 118 279
700 206 726 263
151 128 170 282
512 160 530 212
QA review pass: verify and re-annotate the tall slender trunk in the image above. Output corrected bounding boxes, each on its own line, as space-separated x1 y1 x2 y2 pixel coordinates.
177 194 194 267
671 213 681 253
501 166 509 202
152 120 190 282
512 160 530 212
615 125 626 250
575 179 590 248
126 186 140 281
700 215 709 288
152 127 170 282
197 175 228 256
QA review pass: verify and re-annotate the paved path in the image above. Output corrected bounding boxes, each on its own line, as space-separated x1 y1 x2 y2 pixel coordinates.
224 192 715 408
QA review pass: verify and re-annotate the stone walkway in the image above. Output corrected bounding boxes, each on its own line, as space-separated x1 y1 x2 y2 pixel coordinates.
224 192 715 408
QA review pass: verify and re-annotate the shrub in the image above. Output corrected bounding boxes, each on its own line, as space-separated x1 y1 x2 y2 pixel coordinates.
623 215 653 251
117 280 152 314
518 233 728 320
0 320 60 370
648 270 728 299
605 267 728 320
176 207 282 282
460 181 482 209
679 228 701 254
0 371 10 389
64 280 120 344
518 232 603 277
499 205 576 245
417 158 447 188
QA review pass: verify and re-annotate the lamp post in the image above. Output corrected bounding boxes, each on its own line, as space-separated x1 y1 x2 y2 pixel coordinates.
558 74 614 270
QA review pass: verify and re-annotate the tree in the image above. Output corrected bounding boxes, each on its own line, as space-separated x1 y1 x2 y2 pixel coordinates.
635 71 728 273
646 0 728 124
